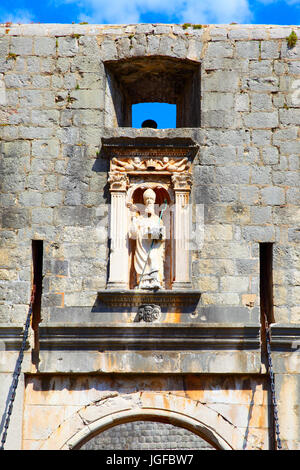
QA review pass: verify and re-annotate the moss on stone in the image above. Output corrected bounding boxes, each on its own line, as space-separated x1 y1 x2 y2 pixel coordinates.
286 30 297 48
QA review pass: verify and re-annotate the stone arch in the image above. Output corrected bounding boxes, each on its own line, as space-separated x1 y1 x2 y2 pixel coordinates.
38 391 259 450
74 410 221 450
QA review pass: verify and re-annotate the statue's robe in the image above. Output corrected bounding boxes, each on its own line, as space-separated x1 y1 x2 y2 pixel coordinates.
130 213 165 287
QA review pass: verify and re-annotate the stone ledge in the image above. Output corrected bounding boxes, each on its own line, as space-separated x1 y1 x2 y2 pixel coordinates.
100 126 201 138
39 323 260 351
100 128 200 158
37 323 262 373
0 23 298 38
0 324 28 350
270 323 300 350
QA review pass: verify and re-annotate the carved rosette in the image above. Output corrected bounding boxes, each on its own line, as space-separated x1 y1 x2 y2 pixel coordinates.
108 171 129 191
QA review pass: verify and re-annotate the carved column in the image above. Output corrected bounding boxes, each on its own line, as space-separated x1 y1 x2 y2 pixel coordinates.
107 172 129 289
171 173 192 290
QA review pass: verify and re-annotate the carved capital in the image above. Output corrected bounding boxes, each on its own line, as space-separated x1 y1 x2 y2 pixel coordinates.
108 171 128 191
171 172 193 191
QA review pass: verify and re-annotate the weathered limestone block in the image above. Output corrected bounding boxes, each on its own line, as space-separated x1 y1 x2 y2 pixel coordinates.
260 186 285 205
243 111 279 128
202 70 239 92
206 41 234 58
236 41 260 59
10 36 33 55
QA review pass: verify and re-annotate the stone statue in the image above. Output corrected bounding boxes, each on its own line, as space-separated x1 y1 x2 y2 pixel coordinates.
129 188 166 290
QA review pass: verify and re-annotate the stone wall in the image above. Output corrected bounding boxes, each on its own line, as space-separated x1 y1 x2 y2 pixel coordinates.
0 23 300 450
1 23 299 324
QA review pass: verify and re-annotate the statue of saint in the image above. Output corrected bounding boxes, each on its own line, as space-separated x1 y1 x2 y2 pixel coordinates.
129 188 166 290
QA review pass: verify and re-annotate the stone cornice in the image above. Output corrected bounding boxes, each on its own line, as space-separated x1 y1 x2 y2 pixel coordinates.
1 24 298 38
100 130 199 161
270 323 300 350
0 325 28 350
38 323 261 351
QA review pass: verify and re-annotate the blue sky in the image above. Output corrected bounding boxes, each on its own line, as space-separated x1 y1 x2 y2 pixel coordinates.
0 0 299 127
0 0 299 26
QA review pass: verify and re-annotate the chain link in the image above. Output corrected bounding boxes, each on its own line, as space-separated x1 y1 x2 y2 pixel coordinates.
264 313 282 450
0 303 33 451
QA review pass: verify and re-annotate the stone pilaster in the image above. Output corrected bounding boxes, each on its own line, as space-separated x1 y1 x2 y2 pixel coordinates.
171 173 193 290
107 173 129 289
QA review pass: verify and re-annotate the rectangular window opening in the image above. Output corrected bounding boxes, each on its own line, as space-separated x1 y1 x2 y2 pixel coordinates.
104 59 201 128
31 240 43 352
259 242 274 325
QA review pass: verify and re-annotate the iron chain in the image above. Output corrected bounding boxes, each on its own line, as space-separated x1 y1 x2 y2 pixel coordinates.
0 303 33 451
264 314 282 450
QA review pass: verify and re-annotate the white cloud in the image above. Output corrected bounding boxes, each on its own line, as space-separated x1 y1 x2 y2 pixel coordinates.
179 0 252 24
54 0 300 25
0 8 35 24
57 0 253 25
78 0 183 24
